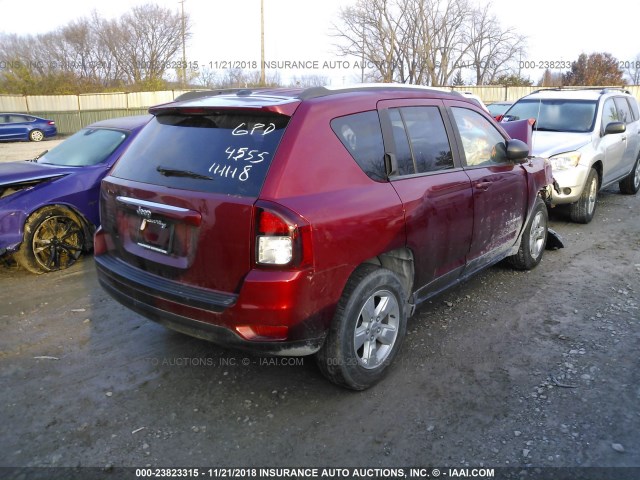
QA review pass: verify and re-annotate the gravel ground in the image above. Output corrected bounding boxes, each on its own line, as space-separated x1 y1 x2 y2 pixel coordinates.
0 138 65 163
0 139 639 479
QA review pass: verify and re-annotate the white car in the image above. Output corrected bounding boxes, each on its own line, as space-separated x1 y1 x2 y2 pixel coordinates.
502 88 640 223
458 91 490 113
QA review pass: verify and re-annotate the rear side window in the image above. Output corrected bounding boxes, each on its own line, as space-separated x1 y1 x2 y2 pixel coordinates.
111 111 289 197
627 97 640 120
331 111 386 181
388 106 454 175
613 97 633 124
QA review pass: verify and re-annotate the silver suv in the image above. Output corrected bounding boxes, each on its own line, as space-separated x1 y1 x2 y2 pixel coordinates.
502 88 640 223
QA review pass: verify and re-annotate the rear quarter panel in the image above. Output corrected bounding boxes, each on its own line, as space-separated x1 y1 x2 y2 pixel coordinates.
261 96 406 327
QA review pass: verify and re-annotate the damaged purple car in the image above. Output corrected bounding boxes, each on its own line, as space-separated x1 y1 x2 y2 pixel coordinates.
0 115 151 273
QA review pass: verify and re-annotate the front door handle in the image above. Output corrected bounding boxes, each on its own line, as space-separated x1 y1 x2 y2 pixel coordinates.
475 181 492 191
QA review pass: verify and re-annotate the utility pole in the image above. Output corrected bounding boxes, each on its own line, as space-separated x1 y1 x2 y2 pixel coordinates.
361 19 365 83
180 0 187 87
260 0 265 86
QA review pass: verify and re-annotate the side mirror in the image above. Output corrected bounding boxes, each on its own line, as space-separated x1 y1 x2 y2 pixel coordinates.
506 139 529 162
604 121 626 135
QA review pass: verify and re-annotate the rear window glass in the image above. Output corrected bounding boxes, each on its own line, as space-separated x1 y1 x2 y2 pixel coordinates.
110 111 289 197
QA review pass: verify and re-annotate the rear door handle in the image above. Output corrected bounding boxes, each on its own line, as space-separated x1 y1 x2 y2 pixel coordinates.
475 181 492 191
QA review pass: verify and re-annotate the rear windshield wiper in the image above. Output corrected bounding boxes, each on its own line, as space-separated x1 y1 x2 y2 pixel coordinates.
156 166 214 180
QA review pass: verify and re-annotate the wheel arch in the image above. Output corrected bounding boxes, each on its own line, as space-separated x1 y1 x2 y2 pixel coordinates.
24 203 95 252
362 247 415 303
590 160 603 187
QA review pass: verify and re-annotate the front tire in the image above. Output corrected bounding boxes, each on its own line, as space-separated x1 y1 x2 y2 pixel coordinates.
570 168 598 224
619 155 640 195
15 206 85 274
508 197 548 270
316 265 407 390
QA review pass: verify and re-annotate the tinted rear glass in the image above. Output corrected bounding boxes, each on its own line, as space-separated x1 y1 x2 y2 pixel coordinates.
110 111 289 197
330 111 386 181
503 99 597 133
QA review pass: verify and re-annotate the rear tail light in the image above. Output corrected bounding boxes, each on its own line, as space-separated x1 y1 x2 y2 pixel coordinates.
47 121 55 125
258 236 292 265
254 204 312 268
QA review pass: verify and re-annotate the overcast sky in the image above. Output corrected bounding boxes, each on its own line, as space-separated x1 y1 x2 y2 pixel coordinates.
1 0 638 85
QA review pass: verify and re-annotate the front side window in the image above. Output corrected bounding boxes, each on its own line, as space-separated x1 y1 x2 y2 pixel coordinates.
452 107 507 167
331 111 386 181
602 98 619 127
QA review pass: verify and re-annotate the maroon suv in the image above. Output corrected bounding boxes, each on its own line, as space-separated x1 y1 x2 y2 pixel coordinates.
95 85 554 390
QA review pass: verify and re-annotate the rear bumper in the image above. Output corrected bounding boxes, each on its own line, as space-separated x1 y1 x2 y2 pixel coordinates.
95 253 327 356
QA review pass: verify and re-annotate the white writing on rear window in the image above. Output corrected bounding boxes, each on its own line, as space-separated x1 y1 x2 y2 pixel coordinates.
232 123 276 136
224 147 268 163
208 163 253 181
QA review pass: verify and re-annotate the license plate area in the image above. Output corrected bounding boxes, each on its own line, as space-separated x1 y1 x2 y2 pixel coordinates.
136 217 175 254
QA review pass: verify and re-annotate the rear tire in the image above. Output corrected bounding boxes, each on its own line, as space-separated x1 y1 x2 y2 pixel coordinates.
316 265 407 390
570 168 598 224
508 197 548 270
29 129 44 142
619 155 640 195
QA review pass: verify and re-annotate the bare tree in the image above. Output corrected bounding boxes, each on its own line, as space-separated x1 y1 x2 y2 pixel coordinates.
333 0 405 83
422 0 476 86
0 4 192 94
466 3 527 84
289 74 330 87
333 0 527 86
196 67 282 89
538 69 563 87
195 67 220 89
624 53 640 84
96 3 190 89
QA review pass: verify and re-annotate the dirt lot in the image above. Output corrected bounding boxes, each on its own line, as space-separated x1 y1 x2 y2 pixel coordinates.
0 139 639 478
0 138 65 163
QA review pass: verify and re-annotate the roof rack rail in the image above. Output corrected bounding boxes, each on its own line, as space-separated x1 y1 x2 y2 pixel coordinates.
297 83 465 101
530 86 631 95
172 84 472 103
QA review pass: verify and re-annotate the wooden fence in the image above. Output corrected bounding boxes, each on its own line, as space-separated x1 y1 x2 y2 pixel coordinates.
2 86 640 135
